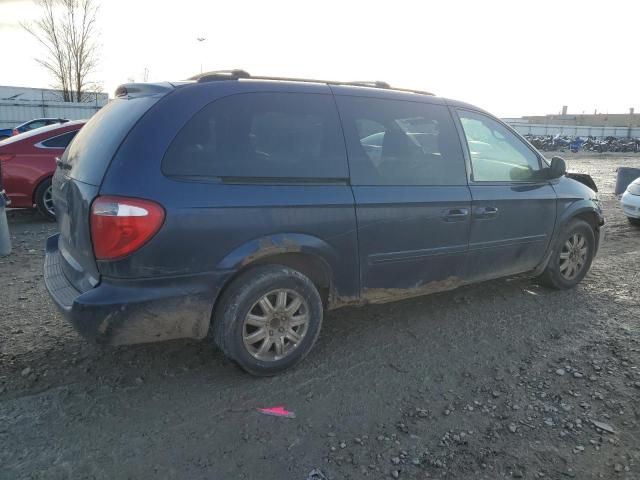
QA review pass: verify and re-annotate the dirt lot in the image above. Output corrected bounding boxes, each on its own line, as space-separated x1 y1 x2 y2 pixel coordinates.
1 153 639 480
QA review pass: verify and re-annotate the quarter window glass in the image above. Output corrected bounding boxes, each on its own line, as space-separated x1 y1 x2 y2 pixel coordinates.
162 93 347 179
457 110 541 182
336 96 466 185
41 131 78 148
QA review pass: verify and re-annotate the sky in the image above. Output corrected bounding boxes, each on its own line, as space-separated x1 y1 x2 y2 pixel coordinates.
1 0 639 118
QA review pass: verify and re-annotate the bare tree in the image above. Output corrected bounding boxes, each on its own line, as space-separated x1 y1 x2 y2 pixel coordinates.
22 0 100 103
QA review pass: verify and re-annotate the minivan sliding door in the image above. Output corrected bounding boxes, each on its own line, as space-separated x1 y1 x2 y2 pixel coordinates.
335 93 472 303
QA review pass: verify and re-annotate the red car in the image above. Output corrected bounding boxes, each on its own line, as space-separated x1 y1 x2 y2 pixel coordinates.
0 120 85 220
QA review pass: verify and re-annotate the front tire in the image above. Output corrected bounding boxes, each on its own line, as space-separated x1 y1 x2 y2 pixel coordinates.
628 217 640 227
540 219 595 289
213 265 323 376
34 178 55 221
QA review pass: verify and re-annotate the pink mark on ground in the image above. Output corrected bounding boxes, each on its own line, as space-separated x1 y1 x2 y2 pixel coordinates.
257 406 296 418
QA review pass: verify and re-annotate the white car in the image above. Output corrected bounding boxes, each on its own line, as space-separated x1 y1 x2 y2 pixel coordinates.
621 177 640 226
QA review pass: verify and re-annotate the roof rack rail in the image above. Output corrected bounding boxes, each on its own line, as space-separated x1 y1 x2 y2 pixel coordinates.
347 81 392 89
189 70 434 96
189 69 250 82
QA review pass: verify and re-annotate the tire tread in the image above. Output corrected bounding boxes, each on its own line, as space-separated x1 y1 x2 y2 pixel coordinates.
540 218 595 290
212 265 323 376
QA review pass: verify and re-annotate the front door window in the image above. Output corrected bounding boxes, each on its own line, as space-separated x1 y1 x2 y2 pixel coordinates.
458 110 542 182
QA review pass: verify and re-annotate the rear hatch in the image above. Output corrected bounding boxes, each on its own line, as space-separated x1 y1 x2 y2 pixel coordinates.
53 84 172 292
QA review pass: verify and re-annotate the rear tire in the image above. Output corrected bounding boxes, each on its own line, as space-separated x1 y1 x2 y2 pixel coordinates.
212 265 323 376
628 217 640 227
34 178 55 221
540 219 595 289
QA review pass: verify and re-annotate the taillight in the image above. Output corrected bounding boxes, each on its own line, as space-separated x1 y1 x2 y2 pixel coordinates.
0 154 15 162
90 196 165 260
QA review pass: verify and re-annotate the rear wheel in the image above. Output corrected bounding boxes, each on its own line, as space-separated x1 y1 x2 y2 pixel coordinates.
34 178 55 221
213 265 323 376
540 218 595 289
628 217 640 227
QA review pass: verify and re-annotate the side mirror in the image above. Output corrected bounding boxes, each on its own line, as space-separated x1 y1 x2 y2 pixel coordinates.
548 156 567 179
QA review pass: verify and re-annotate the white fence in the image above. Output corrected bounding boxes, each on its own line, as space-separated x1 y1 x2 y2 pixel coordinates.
0 100 104 129
0 85 107 129
506 121 640 139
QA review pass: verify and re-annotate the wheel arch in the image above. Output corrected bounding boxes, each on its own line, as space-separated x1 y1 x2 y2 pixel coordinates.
572 210 600 232
533 205 603 277
31 174 53 204
558 205 603 253
214 233 339 308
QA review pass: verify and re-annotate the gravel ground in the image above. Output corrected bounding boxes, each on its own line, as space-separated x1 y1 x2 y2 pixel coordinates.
1 153 639 480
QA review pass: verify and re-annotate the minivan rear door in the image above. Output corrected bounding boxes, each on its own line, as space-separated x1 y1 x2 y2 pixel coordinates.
334 92 472 302
53 88 170 292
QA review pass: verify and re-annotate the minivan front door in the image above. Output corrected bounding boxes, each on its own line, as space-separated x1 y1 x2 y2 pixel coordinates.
334 93 471 303
455 109 557 281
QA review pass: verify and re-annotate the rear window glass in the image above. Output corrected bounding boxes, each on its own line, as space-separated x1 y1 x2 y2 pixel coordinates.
41 131 78 148
64 96 160 185
162 92 348 180
26 120 47 130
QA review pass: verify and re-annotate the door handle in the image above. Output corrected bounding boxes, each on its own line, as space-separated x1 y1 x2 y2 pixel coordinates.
442 208 469 222
475 206 499 219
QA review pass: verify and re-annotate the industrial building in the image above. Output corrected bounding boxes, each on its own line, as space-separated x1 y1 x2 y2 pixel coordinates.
520 107 638 128
504 107 640 138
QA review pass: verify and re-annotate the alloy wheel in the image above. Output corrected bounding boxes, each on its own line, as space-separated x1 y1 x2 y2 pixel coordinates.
43 185 55 217
242 289 310 361
559 233 588 280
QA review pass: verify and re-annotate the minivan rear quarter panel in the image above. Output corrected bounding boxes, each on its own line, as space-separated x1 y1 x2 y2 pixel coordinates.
99 81 360 304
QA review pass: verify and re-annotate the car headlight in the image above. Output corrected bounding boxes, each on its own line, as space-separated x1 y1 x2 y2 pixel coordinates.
627 182 640 196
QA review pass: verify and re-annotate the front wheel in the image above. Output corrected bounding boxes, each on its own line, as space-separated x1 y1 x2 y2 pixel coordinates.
213 265 323 376
540 219 595 289
34 178 56 221
628 217 640 227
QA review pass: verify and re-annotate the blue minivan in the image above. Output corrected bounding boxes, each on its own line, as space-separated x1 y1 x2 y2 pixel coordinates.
44 71 604 375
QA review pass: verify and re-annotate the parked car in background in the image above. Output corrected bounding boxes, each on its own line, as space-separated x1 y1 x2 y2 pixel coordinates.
0 120 85 220
621 177 640 226
44 72 604 376
0 118 69 140
13 117 69 136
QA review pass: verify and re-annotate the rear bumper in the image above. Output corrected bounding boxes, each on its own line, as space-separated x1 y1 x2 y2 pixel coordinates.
596 222 605 255
594 208 606 256
0 191 11 257
44 234 231 345
1 189 10 206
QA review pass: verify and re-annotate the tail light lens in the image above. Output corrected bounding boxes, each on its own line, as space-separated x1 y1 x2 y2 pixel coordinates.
90 196 165 260
0 154 14 162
